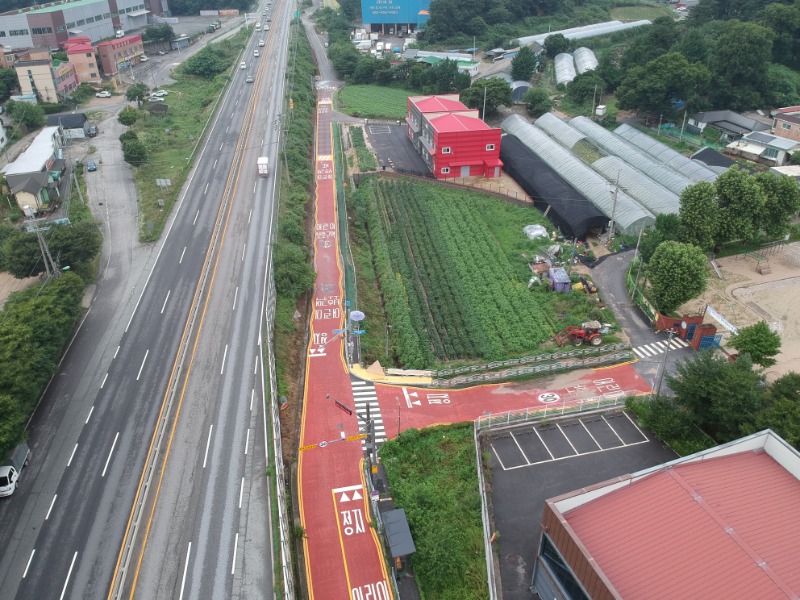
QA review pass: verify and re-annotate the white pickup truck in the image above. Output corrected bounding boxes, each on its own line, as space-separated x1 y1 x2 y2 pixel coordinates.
0 444 30 497
257 156 269 177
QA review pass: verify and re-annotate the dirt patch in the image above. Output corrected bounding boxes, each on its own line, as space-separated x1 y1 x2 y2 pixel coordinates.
0 272 38 309
678 242 800 379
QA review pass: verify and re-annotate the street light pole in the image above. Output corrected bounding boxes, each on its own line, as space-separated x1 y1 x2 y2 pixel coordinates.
652 328 675 399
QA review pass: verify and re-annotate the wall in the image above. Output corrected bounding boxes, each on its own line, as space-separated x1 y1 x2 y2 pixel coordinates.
0 14 34 49
15 62 59 102
773 117 800 143
434 128 501 179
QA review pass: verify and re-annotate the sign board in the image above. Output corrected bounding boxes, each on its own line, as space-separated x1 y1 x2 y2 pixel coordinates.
299 444 317 451
334 400 353 416
345 433 367 441
332 328 346 334
704 304 738 334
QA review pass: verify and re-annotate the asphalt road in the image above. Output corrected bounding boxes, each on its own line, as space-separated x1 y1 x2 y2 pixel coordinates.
0 6 283 600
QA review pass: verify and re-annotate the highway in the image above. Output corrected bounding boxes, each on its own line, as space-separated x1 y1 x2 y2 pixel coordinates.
0 3 286 599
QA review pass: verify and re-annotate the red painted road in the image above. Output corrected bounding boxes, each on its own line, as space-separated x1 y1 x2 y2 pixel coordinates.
298 91 391 599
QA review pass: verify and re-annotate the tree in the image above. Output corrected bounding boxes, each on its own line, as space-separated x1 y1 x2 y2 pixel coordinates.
728 321 782 367
646 240 707 313
126 83 149 106
143 24 174 42
47 221 103 274
511 46 537 82
617 53 709 115
566 71 605 105
709 21 773 109
620 16 678 70
714 167 766 244
181 46 228 79
118 106 140 126
524 87 552 117
351 56 376 84
5 100 46 130
0 68 18 103
328 42 360 79
753 171 800 239
667 351 766 441
1 229 43 278
679 182 719 251
543 34 569 58
418 59 469 94
460 78 512 117
122 139 148 166
639 213 681 264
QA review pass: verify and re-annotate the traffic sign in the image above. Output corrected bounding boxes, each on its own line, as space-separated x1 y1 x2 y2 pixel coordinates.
332 328 346 334
353 330 365 336
299 444 317 451
345 433 367 441
334 400 353 416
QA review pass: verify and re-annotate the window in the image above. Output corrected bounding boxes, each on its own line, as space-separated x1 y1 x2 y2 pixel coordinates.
66 22 75 28
32 27 53 34
104 13 111 18
86 17 95 23
763 148 779 159
57 24 65 32
782 122 792 131
441 167 450 174
0 32 6 38
486 144 495 151
442 147 452 154
10 29 30 36
90 72 96 77
540 536 590 600
76 19 85 26
89 62 95 67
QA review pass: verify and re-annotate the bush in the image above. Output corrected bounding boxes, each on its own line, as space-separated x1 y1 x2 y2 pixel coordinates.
119 130 139 143
122 139 148 166
118 106 140 126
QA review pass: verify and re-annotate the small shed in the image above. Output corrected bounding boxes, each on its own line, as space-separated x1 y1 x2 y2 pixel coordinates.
146 103 169 117
382 508 416 570
47 112 88 139
548 267 571 292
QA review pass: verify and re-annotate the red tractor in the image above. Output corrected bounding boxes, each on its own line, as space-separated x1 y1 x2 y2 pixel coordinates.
555 321 607 347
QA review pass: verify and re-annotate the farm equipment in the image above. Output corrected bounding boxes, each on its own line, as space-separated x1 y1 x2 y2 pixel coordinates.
555 321 609 347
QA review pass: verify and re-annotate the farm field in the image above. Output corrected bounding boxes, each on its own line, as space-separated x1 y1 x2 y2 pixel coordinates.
610 4 674 20
338 85 414 119
352 176 613 368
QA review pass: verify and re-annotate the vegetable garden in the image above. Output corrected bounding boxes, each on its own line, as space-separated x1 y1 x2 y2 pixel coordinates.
354 177 562 368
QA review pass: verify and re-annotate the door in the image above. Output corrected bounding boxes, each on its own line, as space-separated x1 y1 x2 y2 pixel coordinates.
460 165 470 178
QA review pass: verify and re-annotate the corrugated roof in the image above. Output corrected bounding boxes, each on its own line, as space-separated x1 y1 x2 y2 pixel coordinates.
409 94 468 113
2 127 60 176
746 131 800 150
534 112 587 150
429 112 491 133
593 156 681 215
554 53 576 85
573 47 598 74
514 20 652 48
66 43 94 54
564 449 800 599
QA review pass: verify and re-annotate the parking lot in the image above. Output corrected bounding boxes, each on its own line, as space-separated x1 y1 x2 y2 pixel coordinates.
489 411 649 471
363 122 430 175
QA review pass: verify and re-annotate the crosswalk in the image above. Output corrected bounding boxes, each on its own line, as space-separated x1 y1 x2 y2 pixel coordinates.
350 380 386 449
633 336 690 358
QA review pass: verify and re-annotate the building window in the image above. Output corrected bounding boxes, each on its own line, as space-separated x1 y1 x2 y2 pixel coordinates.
57 24 65 32
76 19 86 26
763 148 779 159
486 144 495 151
104 12 111 18
10 29 30 36
781 122 791 131
540 536 590 600
89 62 95 67
86 17 95 23
441 167 450 174
90 72 96 77
442 147 452 154
0 32 6 38
32 27 53 34
67 22 75 28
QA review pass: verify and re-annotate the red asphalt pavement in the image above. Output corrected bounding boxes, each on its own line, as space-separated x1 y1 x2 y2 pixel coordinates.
374 363 650 439
297 91 392 599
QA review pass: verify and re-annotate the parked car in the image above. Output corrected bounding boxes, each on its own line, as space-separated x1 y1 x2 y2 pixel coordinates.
140 55 149 62
87 125 98 137
157 50 167 55
95 90 111 98
147 96 165 103
86 161 97 172
152 90 168 96
240 61 246 69
245 75 254 83
0 444 30 497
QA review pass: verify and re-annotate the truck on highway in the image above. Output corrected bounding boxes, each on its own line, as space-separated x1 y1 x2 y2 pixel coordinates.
0 443 31 497
257 156 270 177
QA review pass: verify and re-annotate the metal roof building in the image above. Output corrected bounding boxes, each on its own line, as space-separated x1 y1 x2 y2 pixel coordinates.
614 123 719 182
533 430 800 600
554 53 577 86
573 47 598 74
570 116 695 196
514 20 652 48
503 114 654 235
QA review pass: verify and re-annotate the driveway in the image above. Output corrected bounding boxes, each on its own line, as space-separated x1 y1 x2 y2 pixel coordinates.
364 123 431 175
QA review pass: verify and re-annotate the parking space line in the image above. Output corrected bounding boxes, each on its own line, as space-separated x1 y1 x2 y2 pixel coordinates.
533 427 555 461
510 432 532 466
490 443 508 471
603 414 626 445
502 439 651 471
557 423 580 455
579 419 602 449
623 411 648 440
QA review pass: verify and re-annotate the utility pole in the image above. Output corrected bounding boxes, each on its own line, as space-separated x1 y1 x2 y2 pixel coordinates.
607 171 619 244
591 83 598 118
657 113 663 137
26 214 60 279
652 328 675 399
482 84 487 121
679 109 688 142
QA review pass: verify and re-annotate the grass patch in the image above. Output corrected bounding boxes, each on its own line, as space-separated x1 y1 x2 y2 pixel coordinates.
381 424 488 600
338 85 413 119
571 139 604 164
610 4 674 21
350 126 377 171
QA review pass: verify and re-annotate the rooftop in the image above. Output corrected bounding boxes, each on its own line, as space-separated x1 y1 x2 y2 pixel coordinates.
553 430 800 600
409 94 468 113
690 110 771 135
745 130 800 151
2 127 60 176
775 113 800 126
6 0 105 15
428 112 491 133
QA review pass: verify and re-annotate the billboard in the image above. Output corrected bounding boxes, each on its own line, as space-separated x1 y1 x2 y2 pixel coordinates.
362 0 429 25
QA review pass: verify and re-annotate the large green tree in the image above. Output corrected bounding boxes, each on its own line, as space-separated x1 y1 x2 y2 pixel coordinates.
543 34 569 59
511 46 538 82
728 321 782 367
328 42 360 79
566 71 606 105
646 240 707 313
679 182 719 251
617 52 709 115
753 171 800 238
5 100 46 130
524 87 552 117
126 83 149 106
460 78 512 117
714 167 766 244
709 21 773 109
181 46 229 80
638 213 681 264
142 24 174 42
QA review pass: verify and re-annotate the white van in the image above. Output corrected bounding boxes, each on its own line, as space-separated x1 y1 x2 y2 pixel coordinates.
115 29 125 38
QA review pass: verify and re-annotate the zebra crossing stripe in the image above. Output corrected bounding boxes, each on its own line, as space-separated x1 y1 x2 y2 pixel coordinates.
633 337 691 358
350 379 386 447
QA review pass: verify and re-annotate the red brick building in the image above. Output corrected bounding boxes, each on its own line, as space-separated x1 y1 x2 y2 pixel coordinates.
406 94 503 179
773 107 800 143
65 36 101 84
96 34 144 77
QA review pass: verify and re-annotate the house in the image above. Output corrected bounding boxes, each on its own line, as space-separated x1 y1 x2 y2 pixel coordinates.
406 94 503 179
532 430 800 600
96 35 144 78
1 126 65 213
65 37 101 84
52 59 79 98
47 112 90 138
726 130 800 166
772 112 800 143
687 110 770 142
14 59 60 103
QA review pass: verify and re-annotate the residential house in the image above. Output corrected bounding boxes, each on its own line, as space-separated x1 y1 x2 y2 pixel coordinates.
1 125 65 213
14 59 60 103
687 110 770 142
65 36 100 84
772 108 800 144
726 131 800 166
53 58 79 98
47 112 90 138
0 46 15 69
96 34 144 77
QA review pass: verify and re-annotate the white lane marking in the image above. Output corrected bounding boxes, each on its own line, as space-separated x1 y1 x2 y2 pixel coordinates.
226 126 230 133
136 349 149 381
244 429 250 455
193 210 199 226
213 159 217 169
239 477 244 509
203 424 214 468
219 142 224 151
85 406 94 424
114 345 120 359
232 287 239 311
178 543 191 600
254 356 258 375
231 532 239 575
22 549 35 578
67 444 78 467
59 552 78 600
102 432 119 477
100 373 108 389
161 289 171 314
221 344 228 375
248 209 252 224
45 495 57 520
204 182 209 195
179 246 187 264
250 388 254 411
241 243 246 262
253 181 257 194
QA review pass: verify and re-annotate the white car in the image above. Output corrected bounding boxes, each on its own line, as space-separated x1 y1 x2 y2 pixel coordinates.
245 75 254 83
140 55 149 62
259 40 265 47
254 49 259 57
152 90 169 96
147 96 165 103
95 90 112 98
240 61 246 69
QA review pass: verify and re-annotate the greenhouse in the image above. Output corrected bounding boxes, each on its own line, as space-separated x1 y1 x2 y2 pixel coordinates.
511 81 533 104
573 47 599 74
534 112 588 150
570 116 695 196
614 123 718 182
514 20 652 48
554 53 577 86
500 134 607 239
593 156 681 215
503 115 655 235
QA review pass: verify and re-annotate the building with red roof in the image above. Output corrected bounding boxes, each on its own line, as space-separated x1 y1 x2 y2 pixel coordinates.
533 429 800 599
65 37 101 84
96 35 144 77
406 94 503 179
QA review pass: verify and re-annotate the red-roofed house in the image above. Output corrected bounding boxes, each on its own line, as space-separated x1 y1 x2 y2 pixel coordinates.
65 37 100 84
96 35 144 77
533 429 800 600
406 94 503 179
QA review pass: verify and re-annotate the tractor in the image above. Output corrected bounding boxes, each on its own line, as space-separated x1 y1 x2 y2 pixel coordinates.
555 321 608 347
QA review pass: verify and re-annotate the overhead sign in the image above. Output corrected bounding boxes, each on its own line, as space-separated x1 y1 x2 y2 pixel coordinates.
334 400 353 416
704 304 738 334
332 328 346 334
345 434 367 441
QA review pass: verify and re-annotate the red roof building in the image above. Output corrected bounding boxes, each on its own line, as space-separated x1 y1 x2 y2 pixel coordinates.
533 430 800 600
65 37 100 84
406 94 503 179
96 35 144 77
